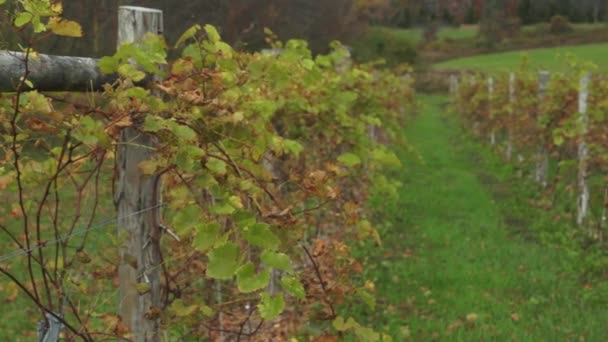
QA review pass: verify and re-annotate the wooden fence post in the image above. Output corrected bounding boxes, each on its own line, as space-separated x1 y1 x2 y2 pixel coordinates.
114 6 163 341
505 72 515 160
535 71 550 187
577 73 590 226
469 75 480 134
488 76 495 145
449 74 458 95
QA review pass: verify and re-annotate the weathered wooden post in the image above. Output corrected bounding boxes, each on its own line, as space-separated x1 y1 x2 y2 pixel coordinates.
449 74 458 95
577 73 590 226
488 76 495 145
469 75 481 134
114 6 163 341
505 72 515 160
534 71 550 187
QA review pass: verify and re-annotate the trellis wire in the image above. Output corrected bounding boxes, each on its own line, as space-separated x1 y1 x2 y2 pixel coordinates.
0 202 165 263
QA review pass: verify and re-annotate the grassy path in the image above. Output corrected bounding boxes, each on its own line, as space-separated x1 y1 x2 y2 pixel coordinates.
359 95 606 341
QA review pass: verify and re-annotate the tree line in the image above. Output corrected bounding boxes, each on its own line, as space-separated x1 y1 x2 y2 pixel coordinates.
0 0 387 57
380 0 607 27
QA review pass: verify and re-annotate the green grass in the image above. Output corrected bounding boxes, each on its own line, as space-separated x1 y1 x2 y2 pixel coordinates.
346 95 607 340
0 155 116 339
434 43 608 72
521 22 607 34
381 22 606 45
375 25 478 44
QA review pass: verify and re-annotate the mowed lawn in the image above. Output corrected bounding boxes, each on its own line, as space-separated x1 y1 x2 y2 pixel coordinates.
434 43 608 72
377 23 605 45
383 25 479 43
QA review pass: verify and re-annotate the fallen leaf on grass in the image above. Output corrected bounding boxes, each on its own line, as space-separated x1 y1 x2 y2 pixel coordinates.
511 313 520 321
446 319 464 334
466 313 478 322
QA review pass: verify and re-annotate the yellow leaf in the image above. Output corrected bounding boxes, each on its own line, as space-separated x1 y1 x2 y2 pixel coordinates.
135 283 151 294
466 313 478 322
47 17 83 37
138 160 159 175
50 2 63 15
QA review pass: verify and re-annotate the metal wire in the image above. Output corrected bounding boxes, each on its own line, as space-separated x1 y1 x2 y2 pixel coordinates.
0 202 165 263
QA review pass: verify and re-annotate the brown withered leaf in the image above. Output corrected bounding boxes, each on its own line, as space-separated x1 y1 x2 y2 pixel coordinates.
100 313 130 335
0 175 13 190
26 117 55 133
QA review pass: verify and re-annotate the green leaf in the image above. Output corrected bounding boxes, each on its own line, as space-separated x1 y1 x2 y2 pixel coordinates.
0 0 7 5
14 12 33 27
356 289 376 310
284 139 303 156
204 24 221 43
236 263 270 293
199 305 213 317
338 152 361 168
301 59 315 70
207 242 240 280
280 275 305 299
193 222 221 252
124 87 148 99
210 201 236 215
169 299 198 317
333 316 358 332
171 58 194 76
257 293 284 320
248 99 277 120
228 196 243 209
370 148 401 168
143 116 166 132
98 56 119 74
175 24 201 48
354 324 381 341
261 250 292 271
206 159 227 176
117 64 146 82
553 133 565 146
171 204 201 234
243 223 280 250
176 145 205 172
171 123 197 141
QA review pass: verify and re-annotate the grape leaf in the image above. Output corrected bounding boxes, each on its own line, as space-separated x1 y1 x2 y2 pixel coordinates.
261 250 292 271
236 263 270 293
257 293 284 320
243 223 280 250
207 242 240 280
280 275 305 299
193 222 221 252
337 153 361 168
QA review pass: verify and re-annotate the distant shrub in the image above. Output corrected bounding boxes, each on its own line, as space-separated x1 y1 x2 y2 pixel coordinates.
350 27 417 67
503 17 522 37
423 22 439 43
550 15 573 34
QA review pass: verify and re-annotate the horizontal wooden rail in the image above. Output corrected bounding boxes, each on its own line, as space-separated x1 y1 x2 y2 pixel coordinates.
0 50 120 92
